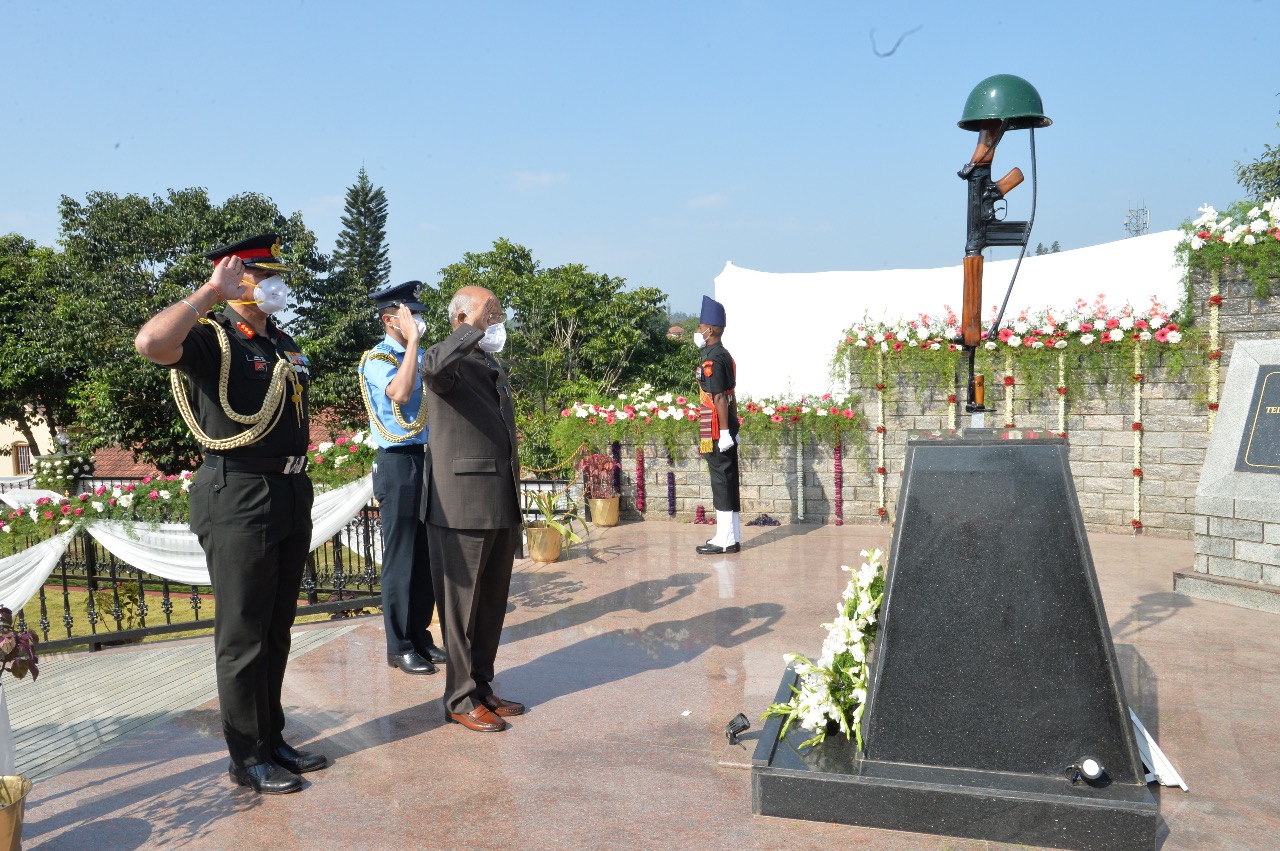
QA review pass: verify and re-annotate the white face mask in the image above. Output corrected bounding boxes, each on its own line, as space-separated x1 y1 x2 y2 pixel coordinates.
478 322 507 353
693 331 707 348
232 275 290 314
391 316 427 338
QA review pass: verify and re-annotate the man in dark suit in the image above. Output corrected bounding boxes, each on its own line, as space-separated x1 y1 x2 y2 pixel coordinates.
419 285 524 732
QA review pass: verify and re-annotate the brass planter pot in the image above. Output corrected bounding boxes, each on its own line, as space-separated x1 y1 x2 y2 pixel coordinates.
588 496 620 527
0 775 31 851
525 523 563 563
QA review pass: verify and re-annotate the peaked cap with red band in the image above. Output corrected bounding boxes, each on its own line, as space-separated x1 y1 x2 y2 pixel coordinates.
204 232 292 273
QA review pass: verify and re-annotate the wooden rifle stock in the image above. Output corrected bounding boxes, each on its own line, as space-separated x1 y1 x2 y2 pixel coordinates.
962 255 983 348
993 167 1024 198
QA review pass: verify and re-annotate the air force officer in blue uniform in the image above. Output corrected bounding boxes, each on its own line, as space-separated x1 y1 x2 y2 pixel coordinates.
360 281 445 675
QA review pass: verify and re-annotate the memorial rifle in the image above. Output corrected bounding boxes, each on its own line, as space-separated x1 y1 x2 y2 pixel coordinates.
955 75 1051 421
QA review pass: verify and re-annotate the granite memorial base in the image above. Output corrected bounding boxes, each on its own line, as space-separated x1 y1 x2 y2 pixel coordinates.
752 438 1158 851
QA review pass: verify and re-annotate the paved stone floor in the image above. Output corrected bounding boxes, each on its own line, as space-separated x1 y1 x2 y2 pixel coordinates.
11 521 1280 850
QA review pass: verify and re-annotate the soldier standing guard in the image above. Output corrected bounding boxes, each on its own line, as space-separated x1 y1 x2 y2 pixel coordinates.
135 233 327 795
694 295 742 555
359 280 445 675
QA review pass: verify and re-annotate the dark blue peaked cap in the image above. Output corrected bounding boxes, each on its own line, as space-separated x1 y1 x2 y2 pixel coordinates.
371 280 426 311
700 295 727 327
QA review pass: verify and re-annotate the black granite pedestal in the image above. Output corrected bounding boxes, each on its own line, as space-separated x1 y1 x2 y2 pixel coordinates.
752 438 1158 851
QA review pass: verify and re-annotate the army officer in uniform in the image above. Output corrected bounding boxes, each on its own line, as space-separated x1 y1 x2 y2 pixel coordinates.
135 233 326 795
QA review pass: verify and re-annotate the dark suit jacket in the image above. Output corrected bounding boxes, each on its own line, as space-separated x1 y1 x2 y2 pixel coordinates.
418 323 521 529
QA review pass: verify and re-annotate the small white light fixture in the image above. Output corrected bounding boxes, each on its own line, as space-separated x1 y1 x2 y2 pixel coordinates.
1079 757 1104 781
1067 755 1106 784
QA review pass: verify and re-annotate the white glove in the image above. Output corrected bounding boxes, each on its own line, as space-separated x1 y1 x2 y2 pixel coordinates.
718 432 736 451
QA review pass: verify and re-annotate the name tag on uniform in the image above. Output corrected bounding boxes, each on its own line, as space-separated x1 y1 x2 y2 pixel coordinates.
245 354 269 374
284 351 311 376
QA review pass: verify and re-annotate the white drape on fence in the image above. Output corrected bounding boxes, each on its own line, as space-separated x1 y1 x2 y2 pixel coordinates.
0 530 77 614
0 475 375 612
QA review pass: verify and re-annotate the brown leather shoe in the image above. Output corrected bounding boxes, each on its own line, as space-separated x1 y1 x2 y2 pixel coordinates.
481 694 525 717
446 704 508 732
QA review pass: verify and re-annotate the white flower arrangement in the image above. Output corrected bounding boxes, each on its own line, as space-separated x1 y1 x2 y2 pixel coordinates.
32 452 95 491
764 549 885 749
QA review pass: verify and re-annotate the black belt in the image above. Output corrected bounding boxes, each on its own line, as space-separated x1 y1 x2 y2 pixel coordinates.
378 444 425 455
203 454 309 475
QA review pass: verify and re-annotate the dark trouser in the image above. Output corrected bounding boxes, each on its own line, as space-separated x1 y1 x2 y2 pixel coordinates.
702 443 741 511
426 524 519 714
189 467 313 768
373 449 439 656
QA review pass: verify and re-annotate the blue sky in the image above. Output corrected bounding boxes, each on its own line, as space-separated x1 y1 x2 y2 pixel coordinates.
4 1 1277 313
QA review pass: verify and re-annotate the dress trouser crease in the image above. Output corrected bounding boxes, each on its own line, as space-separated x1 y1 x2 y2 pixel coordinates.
704 444 741 512
426 524 518 714
191 468 312 768
373 451 439 655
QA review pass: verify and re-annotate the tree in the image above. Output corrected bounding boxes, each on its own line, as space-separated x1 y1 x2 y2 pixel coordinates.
0 235 67 454
431 238 695 465
55 188 326 472
291 168 389 429
331 167 390 292
1034 241 1062 256
1236 139 1280 200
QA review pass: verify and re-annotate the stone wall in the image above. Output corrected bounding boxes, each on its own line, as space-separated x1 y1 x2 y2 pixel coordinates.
602 265 1275 541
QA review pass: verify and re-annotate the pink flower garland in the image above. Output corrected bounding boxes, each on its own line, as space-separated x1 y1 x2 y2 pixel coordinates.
635 448 645 513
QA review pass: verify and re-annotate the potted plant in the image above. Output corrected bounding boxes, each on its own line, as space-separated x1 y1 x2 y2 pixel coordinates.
523 488 587 563
0 605 38 847
577 452 620 527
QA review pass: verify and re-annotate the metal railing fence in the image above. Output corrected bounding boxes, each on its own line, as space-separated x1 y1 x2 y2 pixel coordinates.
14 505 384 652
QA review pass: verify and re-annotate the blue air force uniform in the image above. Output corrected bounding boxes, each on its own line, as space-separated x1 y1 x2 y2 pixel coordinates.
360 281 443 671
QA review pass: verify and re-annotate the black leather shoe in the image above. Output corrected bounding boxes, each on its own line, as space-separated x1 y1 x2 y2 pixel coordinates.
695 542 741 554
271 743 328 774
422 644 447 665
387 651 437 674
228 760 303 794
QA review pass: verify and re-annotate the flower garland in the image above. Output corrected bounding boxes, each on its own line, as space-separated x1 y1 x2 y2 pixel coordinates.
553 384 862 460
1132 343 1144 533
875 354 887 520
833 439 843 526
635 448 645 513
666 453 676 517
1208 269 1221 433
3 433 375 552
1056 352 1067 437
1003 352 1016 429
611 442 622 497
764 549 885 749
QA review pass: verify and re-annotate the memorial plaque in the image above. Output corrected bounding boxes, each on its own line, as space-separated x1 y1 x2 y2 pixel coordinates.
1234 366 1280 474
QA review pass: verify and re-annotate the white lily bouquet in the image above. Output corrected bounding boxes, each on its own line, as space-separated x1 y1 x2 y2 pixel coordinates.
764 549 885 749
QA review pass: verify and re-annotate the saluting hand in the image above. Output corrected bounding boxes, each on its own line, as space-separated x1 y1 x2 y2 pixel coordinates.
397 304 421 347
208 256 247 301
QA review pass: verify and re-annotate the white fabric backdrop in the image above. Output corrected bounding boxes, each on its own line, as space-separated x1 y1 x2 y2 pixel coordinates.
0 475 376 612
714 230 1185 399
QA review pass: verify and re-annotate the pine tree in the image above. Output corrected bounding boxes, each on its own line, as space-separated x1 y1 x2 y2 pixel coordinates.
333 167 391 293
291 168 389 430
